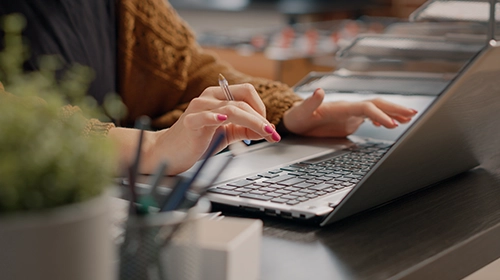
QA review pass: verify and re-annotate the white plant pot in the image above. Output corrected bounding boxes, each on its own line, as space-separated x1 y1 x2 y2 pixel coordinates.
0 192 114 280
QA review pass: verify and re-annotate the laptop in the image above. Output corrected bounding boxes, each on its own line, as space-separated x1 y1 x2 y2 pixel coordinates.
182 20 500 227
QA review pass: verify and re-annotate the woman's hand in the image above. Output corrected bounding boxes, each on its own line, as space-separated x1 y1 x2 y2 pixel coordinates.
110 83 281 175
282 88 418 137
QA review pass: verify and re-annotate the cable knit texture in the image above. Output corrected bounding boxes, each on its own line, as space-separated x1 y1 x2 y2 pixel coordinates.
117 0 302 129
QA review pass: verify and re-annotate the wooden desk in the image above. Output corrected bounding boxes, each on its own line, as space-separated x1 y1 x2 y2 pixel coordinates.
218 164 500 280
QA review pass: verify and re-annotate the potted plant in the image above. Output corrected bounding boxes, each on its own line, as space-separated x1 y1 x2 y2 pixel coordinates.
0 14 120 280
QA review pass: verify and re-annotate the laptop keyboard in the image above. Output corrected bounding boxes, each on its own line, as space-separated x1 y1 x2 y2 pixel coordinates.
207 142 391 206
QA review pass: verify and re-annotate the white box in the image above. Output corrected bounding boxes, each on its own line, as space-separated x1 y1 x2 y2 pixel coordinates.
195 217 262 280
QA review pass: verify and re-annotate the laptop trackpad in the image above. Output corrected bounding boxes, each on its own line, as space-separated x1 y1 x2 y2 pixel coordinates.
183 140 349 185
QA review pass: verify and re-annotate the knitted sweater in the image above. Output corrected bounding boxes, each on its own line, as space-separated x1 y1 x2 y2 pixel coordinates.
1 0 303 136
116 0 302 129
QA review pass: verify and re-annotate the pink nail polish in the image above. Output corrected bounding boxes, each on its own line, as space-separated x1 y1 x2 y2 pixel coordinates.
392 119 398 126
217 114 228 121
264 124 274 134
272 131 281 142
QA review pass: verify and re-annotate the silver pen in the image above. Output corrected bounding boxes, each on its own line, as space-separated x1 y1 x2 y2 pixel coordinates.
218 74 251 145
218 74 235 101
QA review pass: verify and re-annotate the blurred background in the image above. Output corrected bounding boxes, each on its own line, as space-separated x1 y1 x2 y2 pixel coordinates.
170 0 427 86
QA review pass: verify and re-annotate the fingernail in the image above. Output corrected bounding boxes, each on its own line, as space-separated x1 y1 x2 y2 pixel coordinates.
411 109 418 114
272 131 281 142
392 119 398 126
264 124 274 134
217 114 228 121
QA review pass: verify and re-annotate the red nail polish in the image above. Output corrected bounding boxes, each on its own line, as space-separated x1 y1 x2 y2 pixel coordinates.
217 114 228 121
272 132 281 142
264 124 274 134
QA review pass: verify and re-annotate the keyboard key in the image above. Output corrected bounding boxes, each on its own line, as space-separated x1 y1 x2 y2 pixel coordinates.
227 179 253 187
286 200 300 205
290 191 305 196
298 175 316 180
309 183 332 191
306 179 324 184
267 192 283 198
240 193 272 201
294 182 314 188
258 173 279 178
278 177 306 186
281 195 298 200
263 174 296 183
276 189 291 194
249 190 267 195
280 166 299 172
299 189 315 194
288 172 305 176
246 175 261 181
268 184 286 189
297 197 309 202
207 188 242 196
335 177 352 182
271 198 288 204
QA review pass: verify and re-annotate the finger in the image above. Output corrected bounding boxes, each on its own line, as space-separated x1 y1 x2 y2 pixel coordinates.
203 83 267 117
358 102 398 128
188 96 263 120
393 115 412 124
370 98 418 117
216 105 280 142
185 98 279 140
183 111 229 129
228 84 266 115
294 88 324 116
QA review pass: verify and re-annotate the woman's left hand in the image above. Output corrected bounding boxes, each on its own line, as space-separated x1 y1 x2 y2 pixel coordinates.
282 88 418 137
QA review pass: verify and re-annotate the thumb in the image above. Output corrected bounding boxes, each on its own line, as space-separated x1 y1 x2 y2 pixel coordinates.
296 88 325 115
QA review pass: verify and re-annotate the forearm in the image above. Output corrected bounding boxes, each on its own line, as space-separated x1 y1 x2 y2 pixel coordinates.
107 127 158 175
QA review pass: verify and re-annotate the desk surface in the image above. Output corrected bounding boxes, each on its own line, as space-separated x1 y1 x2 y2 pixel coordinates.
218 164 500 280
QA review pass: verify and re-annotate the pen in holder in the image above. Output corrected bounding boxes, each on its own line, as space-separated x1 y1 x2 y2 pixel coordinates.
119 197 211 280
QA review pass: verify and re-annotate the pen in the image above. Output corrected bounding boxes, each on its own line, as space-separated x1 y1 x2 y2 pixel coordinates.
127 115 151 215
218 74 251 145
137 160 168 215
160 132 226 212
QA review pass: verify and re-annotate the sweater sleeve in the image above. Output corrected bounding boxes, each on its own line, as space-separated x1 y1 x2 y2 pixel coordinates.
117 0 302 129
152 5 303 128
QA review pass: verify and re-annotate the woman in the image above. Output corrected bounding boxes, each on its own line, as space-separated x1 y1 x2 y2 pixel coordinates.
0 0 417 175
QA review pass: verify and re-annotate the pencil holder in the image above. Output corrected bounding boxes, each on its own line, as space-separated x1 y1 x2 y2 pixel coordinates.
118 198 210 280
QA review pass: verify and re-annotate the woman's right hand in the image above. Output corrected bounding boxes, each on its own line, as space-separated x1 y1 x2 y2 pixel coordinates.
110 83 281 175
